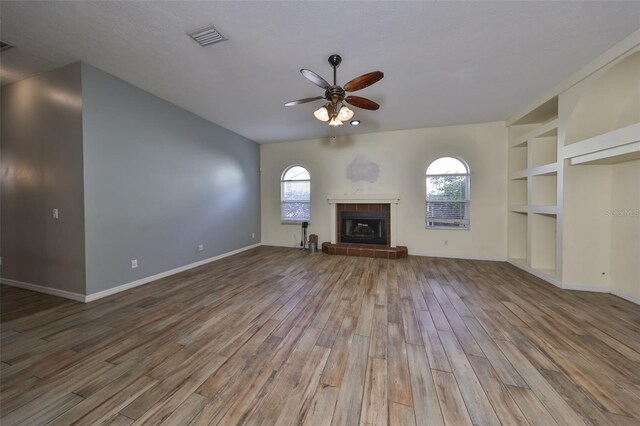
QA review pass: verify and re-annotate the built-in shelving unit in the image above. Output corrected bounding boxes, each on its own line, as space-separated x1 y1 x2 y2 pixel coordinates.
507 98 561 283
505 33 639 302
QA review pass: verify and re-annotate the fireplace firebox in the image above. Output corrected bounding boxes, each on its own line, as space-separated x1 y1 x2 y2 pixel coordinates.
340 211 387 245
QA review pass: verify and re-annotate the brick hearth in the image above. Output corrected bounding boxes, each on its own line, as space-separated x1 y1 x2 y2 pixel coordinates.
321 242 408 259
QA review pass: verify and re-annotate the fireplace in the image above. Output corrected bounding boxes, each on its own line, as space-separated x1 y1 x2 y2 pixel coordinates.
340 211 387 245
323 195 407 258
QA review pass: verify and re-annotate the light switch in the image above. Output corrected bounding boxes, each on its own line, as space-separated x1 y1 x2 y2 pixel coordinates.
52 209 59 219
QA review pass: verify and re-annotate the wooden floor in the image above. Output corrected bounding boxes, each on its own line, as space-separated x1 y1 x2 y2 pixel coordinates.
1 247 640 425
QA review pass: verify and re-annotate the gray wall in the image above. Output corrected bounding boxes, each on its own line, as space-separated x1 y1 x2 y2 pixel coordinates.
81 63 260 294
1 63 86 294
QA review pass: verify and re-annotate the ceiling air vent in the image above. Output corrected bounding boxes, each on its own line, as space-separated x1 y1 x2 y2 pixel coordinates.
188 25 227 47
0 41 14 52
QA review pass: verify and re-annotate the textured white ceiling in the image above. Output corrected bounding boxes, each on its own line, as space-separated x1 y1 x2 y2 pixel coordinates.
1 1 640 143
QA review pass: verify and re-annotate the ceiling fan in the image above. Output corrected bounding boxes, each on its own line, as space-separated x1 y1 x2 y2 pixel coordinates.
285 54 383 126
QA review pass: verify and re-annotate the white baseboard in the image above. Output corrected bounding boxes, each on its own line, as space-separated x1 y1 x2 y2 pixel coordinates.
0 278 85 302
84 243 262 302
261 242 312 249
2 243 262 303
563 284 611 293
611 290 640 305
506 259 563 288
409 251 507 262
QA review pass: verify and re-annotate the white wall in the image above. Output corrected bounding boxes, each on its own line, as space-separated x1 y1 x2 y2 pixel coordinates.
261 121 507 260
610 159 640 301
565 52 640 145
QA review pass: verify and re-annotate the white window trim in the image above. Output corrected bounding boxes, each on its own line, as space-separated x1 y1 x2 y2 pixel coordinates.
281 165 311 223
425 158 471 230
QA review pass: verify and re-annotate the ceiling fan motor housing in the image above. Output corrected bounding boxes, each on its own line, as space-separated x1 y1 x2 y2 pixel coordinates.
326 86 345 104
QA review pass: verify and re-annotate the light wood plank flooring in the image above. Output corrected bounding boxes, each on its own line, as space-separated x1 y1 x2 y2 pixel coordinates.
1 246 640 425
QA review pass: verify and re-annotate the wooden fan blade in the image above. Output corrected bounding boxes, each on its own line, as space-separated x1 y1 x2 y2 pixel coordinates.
344 71 384 92
284 96 324 106
345 96 380 110
301 69 331 89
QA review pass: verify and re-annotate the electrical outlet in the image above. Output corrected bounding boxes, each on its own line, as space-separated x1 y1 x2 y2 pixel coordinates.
52 209 59 219
131 259 138 269
251 233 255 239
444 240 448 246
197 244 204 252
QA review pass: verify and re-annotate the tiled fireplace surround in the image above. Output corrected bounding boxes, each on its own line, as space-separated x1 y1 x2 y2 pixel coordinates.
322 194 408 259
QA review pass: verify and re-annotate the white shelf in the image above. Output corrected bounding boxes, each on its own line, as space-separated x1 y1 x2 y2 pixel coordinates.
530 163 558 177
564 123 640 164
510 170 528 180
511 139 528 149
570 142 640 165
509 205 528 213
511 117 559 148
529 205 557 215
510 163 558 180
509 205 557 215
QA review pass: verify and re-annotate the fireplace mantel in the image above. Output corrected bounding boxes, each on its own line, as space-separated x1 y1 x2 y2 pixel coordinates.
327 194 400 204
327 194 400 247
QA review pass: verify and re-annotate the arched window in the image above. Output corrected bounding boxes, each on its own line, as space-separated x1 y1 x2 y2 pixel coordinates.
426 157 470 229
281 165 311 223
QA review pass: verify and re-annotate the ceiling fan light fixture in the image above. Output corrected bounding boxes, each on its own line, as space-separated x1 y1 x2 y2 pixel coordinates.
338 106 354 121
314 106 330 122
328 117 343 126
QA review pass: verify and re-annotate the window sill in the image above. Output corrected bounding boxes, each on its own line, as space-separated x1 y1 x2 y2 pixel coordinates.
281 221 311 225
426 226 470 231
